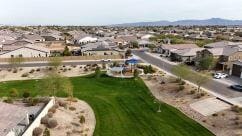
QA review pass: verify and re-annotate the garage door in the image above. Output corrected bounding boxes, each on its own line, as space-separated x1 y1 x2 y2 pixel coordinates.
232 64 242 77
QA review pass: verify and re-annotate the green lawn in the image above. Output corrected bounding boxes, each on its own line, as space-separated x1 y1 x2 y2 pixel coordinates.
0 74 214 136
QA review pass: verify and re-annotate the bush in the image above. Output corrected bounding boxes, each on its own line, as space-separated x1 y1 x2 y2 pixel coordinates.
21 73 29 77
212 113 218 117
47 112 54 118
48 107 56 113
231 105 242 113
43 128 50 136
41 116 49 124
33 127 43 136
9 88 18 98
48 119 58 128
29 69 35 73
179 81 185 85
36 68 40 72
58 100 67 107
28 98 39 106
69 106 76 111
22 91 30 98
79 115 85 124
190 90 195 94
3 97 13 103
178 85 185 91
53 104 59 109
13 69 18 73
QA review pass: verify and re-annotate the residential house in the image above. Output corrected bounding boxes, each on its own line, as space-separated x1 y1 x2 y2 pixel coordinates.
80 41 119 56
196 47 242 71
22 34 45 43
230 61 242 78
170 48 204 63
0 102 29 136
157 44 198 57
0 44 50 58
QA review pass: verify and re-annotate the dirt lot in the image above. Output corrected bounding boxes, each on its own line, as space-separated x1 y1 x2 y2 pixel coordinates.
0 64 101 82
40 98 96 136
142 74 242 136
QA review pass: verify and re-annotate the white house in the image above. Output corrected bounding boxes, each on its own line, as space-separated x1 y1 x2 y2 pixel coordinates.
78 36 98 44
0 44 50 58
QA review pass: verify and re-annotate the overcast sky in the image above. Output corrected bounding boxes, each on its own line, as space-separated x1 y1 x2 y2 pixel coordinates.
0 0 242 25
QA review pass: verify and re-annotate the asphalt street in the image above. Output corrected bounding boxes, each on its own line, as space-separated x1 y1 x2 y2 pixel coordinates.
132 50 242 98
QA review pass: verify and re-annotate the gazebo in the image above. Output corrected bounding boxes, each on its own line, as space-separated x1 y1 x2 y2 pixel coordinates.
125 57 139 71
107 66 125 77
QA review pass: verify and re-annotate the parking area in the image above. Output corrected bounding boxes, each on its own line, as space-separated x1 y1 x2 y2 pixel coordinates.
190 97 231 116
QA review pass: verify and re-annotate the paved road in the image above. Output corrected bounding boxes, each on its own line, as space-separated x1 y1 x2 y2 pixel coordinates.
133 50 242 98
0 60 125 68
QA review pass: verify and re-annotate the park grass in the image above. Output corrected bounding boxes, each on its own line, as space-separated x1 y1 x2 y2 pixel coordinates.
0 74 214 136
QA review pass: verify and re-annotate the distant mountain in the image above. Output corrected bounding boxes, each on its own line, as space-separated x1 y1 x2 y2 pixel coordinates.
113 18 242 27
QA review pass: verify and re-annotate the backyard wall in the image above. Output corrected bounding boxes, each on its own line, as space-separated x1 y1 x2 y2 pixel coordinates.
0 55 123 62
22 97 55 136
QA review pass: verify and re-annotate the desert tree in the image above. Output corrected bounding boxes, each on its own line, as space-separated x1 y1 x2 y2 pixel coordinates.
171 64 191 82
197 56 216 71
189 72 210 93
48 57 62 72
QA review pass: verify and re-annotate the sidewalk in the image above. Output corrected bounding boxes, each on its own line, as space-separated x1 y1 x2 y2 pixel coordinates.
135 52 242 107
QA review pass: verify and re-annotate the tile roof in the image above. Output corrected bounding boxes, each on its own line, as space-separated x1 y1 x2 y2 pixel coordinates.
0 102 28 136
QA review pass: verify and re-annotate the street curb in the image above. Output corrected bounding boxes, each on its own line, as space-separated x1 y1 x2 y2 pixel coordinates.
135 53 242 107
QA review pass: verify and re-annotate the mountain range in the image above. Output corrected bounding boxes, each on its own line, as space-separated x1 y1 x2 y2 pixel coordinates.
113 18 242 27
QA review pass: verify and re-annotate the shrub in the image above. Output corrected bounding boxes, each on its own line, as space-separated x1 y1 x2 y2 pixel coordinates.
179 80 185 85
69 106 76 111
36 68 40 72
3 97 13 103
58 100 67 107
79 115 85 124
47 112 54 118
212 113 218 117
21 73 29 77
43 128 50 136
190 90 195 94
19 68 23 71
178 85 185 91
48 107 56 113
48 119 58 128
33 127 43 136
22 91 30 98
9 88 19 98
231 105 242 113
13 69 18 73
41 116 49 124
28 98 39 106
53 104 59 109
29 69 35 73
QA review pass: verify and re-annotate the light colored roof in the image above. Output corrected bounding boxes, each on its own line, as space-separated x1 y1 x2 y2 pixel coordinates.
206 47 239 56
172 48 204 57
162 44 198 50
0 102 28 136
204 41 242 48
138 40 152 45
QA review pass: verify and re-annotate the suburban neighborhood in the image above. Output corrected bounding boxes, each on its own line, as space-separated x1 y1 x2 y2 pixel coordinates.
1 0 242 136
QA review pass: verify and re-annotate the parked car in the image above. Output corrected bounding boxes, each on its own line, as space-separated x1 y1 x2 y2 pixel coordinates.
101 59 111 62
213 73 228 79
230 85 242 91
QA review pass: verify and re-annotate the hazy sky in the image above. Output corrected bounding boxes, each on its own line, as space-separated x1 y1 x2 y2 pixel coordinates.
0 0 242 25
